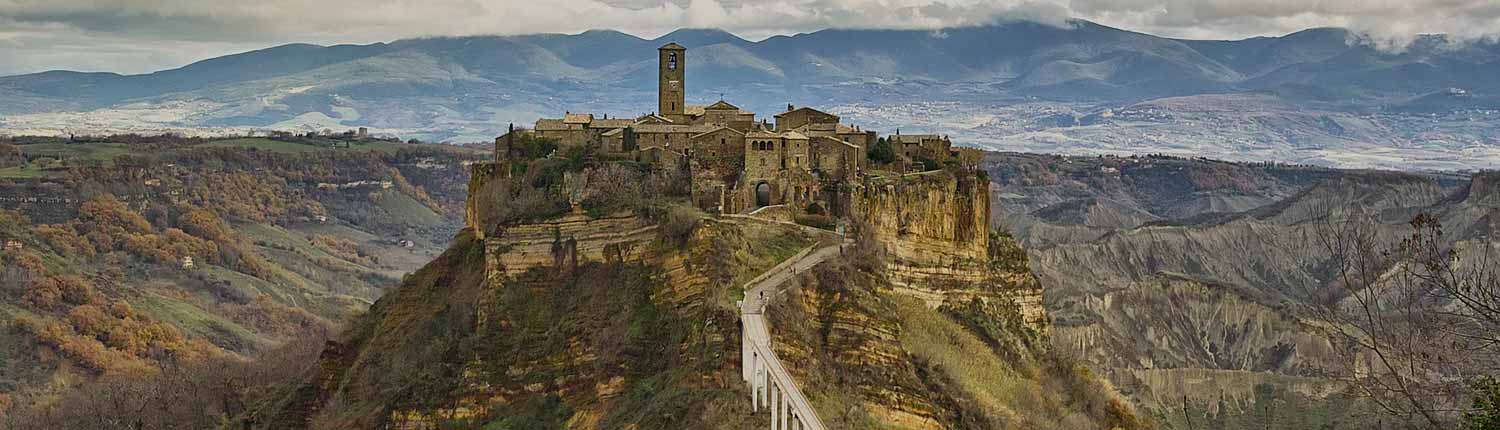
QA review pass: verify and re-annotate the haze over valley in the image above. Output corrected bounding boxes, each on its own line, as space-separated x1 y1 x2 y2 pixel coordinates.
4 21 1500 170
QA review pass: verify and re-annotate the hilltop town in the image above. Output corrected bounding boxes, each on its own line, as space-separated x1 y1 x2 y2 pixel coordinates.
493 42 983 218
466 41 1041 324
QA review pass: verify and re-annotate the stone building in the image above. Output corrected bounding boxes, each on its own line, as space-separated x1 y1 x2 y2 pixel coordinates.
701 100 756 131
891 132 959 170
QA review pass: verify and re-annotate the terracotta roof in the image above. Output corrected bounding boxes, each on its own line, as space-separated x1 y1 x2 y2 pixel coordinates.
690 126 744 139
705 100 739 110
631 124 716 134
745 130 780 139
636 113 673 124
563 113 593 124
601 128 624 137
534 119 567 131
814 136 859 150
835 124 863 134
588 119 634 129
684 105 706 116
774 106 836 118
780 131 809 140
892 134 944 144
660 42 686 50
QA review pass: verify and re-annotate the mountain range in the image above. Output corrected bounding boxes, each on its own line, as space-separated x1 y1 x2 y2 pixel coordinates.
2 20 1499 167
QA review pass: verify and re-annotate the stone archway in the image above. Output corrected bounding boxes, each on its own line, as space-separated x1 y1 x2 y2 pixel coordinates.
755 182 772 207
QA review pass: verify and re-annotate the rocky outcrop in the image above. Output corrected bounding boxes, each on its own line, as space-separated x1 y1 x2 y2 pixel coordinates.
463 162 502 239
1053 275 1340 375
857 171 989 289
481 213 656 285
1464 171 1500 207
855 170 1045 326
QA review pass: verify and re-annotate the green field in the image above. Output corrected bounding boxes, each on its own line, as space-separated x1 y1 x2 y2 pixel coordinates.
16 142 134 161
198 138 334 153
0 166 58 179
135 290 271 352
0 142 136 178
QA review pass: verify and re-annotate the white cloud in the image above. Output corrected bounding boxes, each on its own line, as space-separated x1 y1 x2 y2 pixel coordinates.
1 0 1499 76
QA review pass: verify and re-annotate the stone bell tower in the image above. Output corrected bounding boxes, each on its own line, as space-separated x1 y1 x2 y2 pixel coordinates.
658 42 686 121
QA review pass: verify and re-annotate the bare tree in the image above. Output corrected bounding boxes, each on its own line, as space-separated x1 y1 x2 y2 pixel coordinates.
1304 209 1500 428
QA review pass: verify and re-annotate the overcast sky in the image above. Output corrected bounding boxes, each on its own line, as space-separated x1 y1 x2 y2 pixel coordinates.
3 0 1499 76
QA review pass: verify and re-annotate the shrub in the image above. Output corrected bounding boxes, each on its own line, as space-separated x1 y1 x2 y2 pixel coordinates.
793 214 835 231
1467 377 1500 430
868 137 895 164
659 205 701 248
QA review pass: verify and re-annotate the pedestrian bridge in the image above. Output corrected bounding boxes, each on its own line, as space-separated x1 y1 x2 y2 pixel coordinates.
737 243 842 430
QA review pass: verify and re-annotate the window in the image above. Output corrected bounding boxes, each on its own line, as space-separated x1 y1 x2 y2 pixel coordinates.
668 53 677 70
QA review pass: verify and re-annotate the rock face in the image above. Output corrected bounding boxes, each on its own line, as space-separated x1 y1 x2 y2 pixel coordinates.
855 169 1045 325
464 162 502 239
985 152 1500 428
1053 274 1340 375
767 264 953 427
481 214 656 284
858 171 990 289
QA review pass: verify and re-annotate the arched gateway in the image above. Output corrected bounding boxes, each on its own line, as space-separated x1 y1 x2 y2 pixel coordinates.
755 182 772 207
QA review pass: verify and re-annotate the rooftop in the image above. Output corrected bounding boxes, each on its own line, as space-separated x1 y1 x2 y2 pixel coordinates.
705 100 740 110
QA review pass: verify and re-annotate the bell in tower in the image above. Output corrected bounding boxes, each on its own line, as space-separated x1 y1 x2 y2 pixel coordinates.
658 42 686 121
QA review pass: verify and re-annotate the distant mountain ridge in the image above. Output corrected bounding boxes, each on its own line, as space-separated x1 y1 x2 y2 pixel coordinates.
2 20 1499 146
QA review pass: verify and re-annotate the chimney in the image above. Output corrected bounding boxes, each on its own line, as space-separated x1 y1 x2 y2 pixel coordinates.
787 104 794 112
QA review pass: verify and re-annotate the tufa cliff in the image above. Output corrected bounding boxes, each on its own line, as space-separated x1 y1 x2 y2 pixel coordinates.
856 169 1045 326
252 152 1126 429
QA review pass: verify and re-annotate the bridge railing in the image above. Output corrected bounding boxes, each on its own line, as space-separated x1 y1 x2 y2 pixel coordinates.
740 305 827 430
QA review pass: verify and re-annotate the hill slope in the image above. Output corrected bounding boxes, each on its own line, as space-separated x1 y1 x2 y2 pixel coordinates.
0 135 488 422
984 152 1496 428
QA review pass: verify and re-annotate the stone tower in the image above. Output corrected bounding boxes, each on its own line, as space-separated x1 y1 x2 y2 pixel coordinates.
658 42 686 120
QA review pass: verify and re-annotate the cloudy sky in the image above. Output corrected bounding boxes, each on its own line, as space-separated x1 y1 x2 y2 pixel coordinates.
3 0 1499 76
